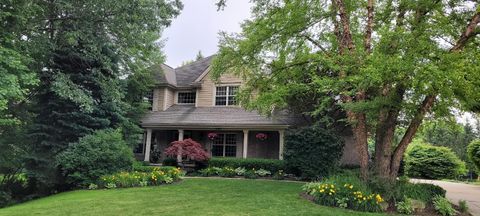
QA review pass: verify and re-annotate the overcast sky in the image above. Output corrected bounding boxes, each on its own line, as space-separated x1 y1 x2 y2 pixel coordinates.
162 0 252 67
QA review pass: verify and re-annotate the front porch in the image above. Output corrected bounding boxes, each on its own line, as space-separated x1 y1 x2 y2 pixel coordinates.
140 128 285 162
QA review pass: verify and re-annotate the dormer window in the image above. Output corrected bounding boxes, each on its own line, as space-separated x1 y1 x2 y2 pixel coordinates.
215 86 238 106
177 92 196 104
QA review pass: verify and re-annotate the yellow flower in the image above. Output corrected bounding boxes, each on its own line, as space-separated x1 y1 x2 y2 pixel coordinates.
329 193 332 195
319 189 324 193
349 185 353 189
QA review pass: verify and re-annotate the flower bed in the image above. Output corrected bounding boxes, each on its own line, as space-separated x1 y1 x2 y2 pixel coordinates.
199 166 276 179
302 182 385 212
95 167 184 189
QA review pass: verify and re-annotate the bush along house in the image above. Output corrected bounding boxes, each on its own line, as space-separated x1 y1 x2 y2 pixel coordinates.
137 55 359 165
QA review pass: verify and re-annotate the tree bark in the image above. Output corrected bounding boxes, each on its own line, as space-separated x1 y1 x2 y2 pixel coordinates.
334 0 370 180
390 95 435 178
364 0 374 53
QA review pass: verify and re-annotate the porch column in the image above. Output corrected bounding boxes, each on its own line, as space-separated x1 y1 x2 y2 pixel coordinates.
178 129 184 141
144 129 152 162
278 130 285 160
243 129 249 158
177 129 184 163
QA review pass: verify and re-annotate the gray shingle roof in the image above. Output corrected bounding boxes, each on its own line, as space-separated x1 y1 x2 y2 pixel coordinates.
141 105 303 128
153 55 215 87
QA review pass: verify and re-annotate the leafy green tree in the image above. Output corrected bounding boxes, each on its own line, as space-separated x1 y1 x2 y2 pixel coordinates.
467 140 480 173
418 119 478 161
0 0 39 127
23 0 182 193
212 0 480 179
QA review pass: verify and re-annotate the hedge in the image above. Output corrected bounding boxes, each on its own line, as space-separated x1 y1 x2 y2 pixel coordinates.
207 157 286 172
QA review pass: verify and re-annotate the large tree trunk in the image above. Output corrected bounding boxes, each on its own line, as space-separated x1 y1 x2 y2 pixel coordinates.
389 95 435 178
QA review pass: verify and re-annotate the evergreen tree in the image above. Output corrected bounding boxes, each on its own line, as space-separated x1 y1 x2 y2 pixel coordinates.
25 0 182 193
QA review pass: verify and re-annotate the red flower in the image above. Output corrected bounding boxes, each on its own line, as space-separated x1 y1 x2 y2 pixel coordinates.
255 133 268 141
207 132 218 140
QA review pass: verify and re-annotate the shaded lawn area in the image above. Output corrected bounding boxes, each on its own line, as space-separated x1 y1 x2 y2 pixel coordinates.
0 178 385 216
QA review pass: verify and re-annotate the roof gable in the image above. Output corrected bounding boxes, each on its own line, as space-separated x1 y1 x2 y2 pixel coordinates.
153 55 215 87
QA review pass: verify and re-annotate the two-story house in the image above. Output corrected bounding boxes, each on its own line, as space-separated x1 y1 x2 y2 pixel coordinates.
139 55 359 165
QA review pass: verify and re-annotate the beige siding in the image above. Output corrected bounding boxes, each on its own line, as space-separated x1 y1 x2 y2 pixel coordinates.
165 87 175 109
153 88 165 111
197 72 243 107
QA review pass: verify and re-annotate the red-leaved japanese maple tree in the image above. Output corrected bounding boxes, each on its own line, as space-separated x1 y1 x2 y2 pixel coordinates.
165 139 210 165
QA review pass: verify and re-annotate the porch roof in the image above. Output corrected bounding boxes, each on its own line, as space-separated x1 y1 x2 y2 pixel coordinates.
141 105 303 129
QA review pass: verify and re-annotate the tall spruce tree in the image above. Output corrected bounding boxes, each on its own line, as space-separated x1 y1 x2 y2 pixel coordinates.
25 0 182 192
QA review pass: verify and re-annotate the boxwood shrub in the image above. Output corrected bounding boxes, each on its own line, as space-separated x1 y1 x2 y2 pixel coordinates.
207 158 285 173
405 140 466 179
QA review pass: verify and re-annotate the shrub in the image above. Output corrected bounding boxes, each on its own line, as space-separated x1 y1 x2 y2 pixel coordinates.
467 140 480 173
88 183 98 190
56 129 134 187
244 169 258 179
432 195 457 216
284 126 344 179
396 198 414 215
404 141 467 179
272 170 285 180
0 191 12 208
368 176 445 203
458 200 468 213
165 139 210 164
402 183 446 203
218 167 236 177
163 157 178 167
302 173 385 212
235 167 246 176
99 167 183 189
208 158 285 173
199 167 222 177
254 169 271 177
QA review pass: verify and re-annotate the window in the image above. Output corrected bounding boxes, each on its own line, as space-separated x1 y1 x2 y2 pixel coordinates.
211 133 237 157
144 90 153 107
177 92 196 104
215 86 238 106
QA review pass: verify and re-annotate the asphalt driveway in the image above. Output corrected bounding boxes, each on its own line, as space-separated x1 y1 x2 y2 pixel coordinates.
412 179 480 216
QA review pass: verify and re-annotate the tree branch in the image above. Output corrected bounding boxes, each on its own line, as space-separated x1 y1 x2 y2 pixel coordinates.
451 11 480 51
364 0 375 53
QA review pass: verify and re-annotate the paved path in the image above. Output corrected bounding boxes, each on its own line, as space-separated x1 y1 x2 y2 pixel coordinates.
412 179 480 216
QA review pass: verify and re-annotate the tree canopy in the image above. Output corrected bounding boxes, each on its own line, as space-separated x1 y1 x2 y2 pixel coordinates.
0 0 182 194
212 0 480 179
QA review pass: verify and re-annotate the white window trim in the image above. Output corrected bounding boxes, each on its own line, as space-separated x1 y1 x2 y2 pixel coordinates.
214 85 240 107
176 91 196 105
212 133 237 157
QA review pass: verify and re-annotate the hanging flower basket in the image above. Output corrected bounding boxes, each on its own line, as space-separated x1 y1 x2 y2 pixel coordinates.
207 132 218 140
255 133 268 141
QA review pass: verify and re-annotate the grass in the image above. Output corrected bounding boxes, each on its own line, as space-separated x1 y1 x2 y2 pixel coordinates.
0 178 385 216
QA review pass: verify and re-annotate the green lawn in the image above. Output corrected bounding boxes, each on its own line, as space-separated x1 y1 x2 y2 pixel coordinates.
0 178 385 216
